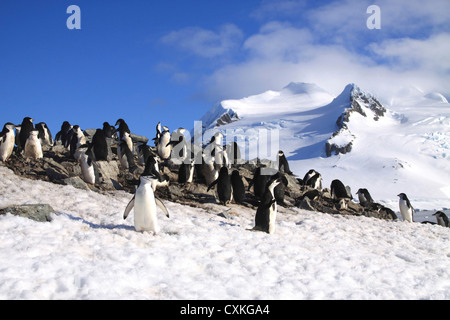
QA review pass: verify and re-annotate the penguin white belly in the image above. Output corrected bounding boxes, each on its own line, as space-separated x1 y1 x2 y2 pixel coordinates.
268 202 277 234
80 155 95 185
0 133 15 161
134 184 160 233
24 139 43 159
399 200 413 222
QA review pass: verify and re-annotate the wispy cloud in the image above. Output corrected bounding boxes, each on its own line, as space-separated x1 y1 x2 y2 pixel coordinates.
160 1 450 103
161 24 244 58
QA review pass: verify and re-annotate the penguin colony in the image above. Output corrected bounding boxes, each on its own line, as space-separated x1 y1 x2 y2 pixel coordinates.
1 117 448 234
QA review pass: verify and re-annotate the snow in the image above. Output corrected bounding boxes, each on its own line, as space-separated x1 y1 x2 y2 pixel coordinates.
202 82 450 212
0 164 449 300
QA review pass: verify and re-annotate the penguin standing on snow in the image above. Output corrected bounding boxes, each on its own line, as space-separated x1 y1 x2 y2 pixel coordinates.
397 193 414 223
123 174 170 234
253 177 281 234
18 117 34 151
78 147 99 185
0 123 16 162
24 129 43 159
433 211 449 227
230 170 245 204
208 166 232 206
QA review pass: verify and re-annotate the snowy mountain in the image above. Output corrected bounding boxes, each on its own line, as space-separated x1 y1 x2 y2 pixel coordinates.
201 82 450 211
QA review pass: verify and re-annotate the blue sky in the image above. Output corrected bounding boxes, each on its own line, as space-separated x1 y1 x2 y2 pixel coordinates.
1 0 449 138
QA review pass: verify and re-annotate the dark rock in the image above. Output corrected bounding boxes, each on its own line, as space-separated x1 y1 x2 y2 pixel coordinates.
0 204 55 222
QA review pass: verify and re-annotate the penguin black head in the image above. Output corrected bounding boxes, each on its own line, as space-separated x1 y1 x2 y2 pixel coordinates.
218 166 228 176
397 193 408 201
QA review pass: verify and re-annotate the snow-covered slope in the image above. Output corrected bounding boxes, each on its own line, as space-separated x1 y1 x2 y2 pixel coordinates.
0 165 449 300
201 82 450 211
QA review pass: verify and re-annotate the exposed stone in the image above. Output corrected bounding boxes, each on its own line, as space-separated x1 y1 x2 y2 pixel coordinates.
0 204 55 222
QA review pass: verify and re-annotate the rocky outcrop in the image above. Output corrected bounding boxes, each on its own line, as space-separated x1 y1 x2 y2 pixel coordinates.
0 204 55 222
326 84 386 157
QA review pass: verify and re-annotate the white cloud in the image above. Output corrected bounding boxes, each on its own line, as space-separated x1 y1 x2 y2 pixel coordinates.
161 24 244 58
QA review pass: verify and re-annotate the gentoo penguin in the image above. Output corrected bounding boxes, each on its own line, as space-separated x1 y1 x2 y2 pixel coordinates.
253 177 282 234
123 175 170 234
24 129 43 159
230 170 245 204
35 122 53 147
397 193 414 223
69 125 87 158
248 166 269 199
178 159 195 184
18 117 34 151
55 121 72 147
330 179 352 210
356 188 374 207
208 166 233 206
278 150 293 175
0 123 16 162
88 129 108 161
433 211 449 227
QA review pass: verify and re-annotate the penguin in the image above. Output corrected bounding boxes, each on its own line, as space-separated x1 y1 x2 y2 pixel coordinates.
102 122 116 139
0 123 16 162
278 150 293 175
302 170 317 186
78 147 98 185
168 128 189 164
356 188 374 207
433 211 449 227
209 132 229 169
248 167 269 199
55 121 72 147
305 172 322 190
14 125 21 148
118 138 137 172
157 129 172 161
123 175 170 234
24 129 43 159
88 129 108 161
35 122 53 147
142 155 169 191
69 125 87 159
207 166 232 206
397 193 414 223
115 119 131 141
226 141 242 166
230 170 245 204
330 179 352 210
18 117 34 151
271 171 289 205
253 177 282 234
178 159 195 184
198 154 218 186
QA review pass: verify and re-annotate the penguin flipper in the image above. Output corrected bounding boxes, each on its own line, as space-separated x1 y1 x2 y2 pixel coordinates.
123 196 135 219
155 197 170 218
207 179 218 192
